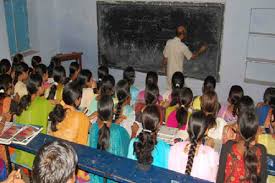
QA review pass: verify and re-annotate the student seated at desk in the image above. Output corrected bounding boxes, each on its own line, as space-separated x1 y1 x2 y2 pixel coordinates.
166 87 193 130
192 75 216 110
0 59 11 75
13 74 54 169
32 141 78 183
68 62 80 83
73 69 96 110
89 95 130 183
13 62 29 99
45 66 66 102
169 111 219 182
217 111 267 183
128 105 170 169
123 66 139 106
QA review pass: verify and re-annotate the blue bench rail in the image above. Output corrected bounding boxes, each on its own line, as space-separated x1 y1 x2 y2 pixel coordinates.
10 133 211 183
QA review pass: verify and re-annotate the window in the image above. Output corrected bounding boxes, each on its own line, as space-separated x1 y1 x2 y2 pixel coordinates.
4 0 30 55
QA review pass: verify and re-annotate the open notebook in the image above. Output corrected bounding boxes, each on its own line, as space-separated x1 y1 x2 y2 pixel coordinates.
0 122 42 145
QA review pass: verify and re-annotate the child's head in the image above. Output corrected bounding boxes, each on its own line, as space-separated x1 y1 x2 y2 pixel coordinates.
99 74 115 97
237 110 259 182
12 53 24 65
185 111 208 175
15 74 43 116
202 75 216 94
263 87 275 104
134 105 161 166
201 90 219 128
145 83 159 105
114 79 130 121
145 71 158 88
75 69 93 88
0 59 11 75
237 96 255 116
176 87 193 128
97 95 114 150
172 71 185 90
31 56 42 69
13 62 29 84
123 66 136 86
32 141 78 183
53 66 66 84
48 57 61 78
69 62 80 81
63 82 82 108
228 85 244 116
0 74 13 98
98 65 109 82
35 64 48 83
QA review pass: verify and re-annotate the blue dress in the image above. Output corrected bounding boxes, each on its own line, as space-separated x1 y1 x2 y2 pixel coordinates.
130 85 139 106
256 104 271 126
89 123 130 183
127 138 170 169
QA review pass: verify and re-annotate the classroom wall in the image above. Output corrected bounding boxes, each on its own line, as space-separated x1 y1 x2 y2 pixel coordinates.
1 0 275 103
0 0 11 59
0 0 59 65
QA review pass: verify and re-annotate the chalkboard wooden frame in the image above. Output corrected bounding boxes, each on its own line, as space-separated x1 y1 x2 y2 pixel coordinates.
97 1 224 81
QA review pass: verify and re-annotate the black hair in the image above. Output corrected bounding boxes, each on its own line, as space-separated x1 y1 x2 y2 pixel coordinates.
237 96 255 116
170 72 185 106
145 84 159 105
270 97 275 123
31 56 42 69
97 95 114 151
185 111 208 175
49 82 82 132
32 141 78 183
176 88 193 128
47 66 66 100
114 80 130 121
0 74 13 99
35 64 48 79
99 74 115 97
48 57 61 78
0 59 11 74
134 105 161 166
238 111 259 182
228 85 244 117
263 87 275 104
123 66 135 86
15 74 43 116
13 62 29 85
74 69 92 89
202 75 216 94
201 90 219 129
12 53 24 65
69 62 80 79
97 65 109 91
145 71 158 88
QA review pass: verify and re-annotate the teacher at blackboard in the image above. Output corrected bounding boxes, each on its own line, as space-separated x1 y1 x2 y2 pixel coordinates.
163 25 207 89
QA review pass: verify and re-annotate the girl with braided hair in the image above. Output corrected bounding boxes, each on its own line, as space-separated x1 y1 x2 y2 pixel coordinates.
114 80 140 138
218 85 244 123
168 111 219 182
217 110 267 183
127 105 170 169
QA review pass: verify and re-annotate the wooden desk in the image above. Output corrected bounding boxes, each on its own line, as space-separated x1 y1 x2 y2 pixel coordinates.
55 52 83 68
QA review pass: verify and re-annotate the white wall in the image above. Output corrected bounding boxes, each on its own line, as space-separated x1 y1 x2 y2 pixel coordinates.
0 0 11 60
1 0 275 103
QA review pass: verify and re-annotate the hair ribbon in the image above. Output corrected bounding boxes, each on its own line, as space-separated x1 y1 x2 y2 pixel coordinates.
143 129 152 133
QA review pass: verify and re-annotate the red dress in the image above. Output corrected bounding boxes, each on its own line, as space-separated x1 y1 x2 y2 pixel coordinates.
224 144 262 183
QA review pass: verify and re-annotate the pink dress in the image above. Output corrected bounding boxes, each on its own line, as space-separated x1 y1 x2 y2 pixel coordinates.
136 90 163 104
168 141 219 182
166 111 187 130
217 103 237 123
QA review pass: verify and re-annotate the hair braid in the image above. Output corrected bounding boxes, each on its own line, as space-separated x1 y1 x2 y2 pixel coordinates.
185 139 198 175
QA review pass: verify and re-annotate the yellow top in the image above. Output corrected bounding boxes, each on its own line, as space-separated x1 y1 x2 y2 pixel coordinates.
192 96 201 110
49 103 90 145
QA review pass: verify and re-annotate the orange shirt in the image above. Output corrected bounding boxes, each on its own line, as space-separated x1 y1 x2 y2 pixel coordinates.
49 104 90 145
